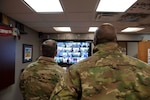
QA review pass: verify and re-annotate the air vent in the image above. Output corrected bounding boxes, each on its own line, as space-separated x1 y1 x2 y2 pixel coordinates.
129 0 150 11
119 13 149 22
95 12 118 21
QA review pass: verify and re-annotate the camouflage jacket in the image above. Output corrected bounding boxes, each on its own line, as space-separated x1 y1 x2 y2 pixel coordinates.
20 56 65 100
50 42 150 100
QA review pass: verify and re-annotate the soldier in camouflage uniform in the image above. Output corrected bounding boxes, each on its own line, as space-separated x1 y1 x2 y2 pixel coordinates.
50 23 150 100
20 39 65 100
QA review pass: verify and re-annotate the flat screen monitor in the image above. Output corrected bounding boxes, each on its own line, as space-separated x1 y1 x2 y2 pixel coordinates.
54 40 92 66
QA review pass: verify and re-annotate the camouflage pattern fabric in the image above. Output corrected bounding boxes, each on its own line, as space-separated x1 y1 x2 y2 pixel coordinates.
20 56 65 100
50 42 150 100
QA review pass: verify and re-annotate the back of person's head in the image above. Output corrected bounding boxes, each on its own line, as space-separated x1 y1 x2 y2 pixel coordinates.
93 23 117 46
42 39 57 58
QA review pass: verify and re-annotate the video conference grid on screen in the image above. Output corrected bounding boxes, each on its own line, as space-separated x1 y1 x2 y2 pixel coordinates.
54 41 92 65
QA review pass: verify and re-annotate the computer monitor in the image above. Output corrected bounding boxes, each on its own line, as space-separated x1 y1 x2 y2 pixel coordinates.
54 40 92 66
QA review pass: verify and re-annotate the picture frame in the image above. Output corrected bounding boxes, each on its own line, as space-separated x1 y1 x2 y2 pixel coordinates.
22 44 33 63
117 41 127 55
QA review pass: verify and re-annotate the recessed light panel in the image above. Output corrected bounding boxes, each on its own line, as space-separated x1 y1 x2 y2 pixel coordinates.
23 0 63 13
96 0 137 12
53 27 71 32
121 27 144 32
88 27 98 32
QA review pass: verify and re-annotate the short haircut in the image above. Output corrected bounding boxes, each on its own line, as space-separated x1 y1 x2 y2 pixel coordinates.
42 39 57 57
93 23 117 46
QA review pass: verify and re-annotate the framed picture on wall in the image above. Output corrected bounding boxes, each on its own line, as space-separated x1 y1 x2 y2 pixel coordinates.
117 41 127 55
22 44 33 63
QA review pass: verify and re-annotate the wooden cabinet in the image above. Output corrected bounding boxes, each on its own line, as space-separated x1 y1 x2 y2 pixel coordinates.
138 41 150 63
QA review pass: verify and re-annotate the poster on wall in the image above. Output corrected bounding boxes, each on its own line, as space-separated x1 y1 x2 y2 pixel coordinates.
148 49 150 64
22 44 33 63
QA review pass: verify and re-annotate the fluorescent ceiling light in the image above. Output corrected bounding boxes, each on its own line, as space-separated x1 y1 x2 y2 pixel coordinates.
88 27 98 32
121 27 145 32
23 0 63 13
96 0 137 12
53 27 71 32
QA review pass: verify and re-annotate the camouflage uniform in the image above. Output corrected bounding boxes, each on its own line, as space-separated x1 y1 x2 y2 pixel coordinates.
20 56 65 100
50 42 150 100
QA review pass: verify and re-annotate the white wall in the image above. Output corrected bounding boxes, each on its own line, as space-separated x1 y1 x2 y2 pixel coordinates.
0 27 40 100
127 42 138 58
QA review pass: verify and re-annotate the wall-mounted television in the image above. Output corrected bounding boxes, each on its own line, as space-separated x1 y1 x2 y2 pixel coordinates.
54 40 92 67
